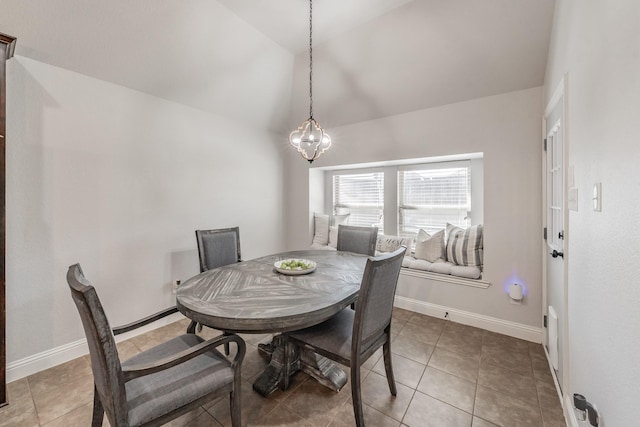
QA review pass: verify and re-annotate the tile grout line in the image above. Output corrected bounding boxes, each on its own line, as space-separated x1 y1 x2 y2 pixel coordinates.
397 311 441 425
9 310 558 427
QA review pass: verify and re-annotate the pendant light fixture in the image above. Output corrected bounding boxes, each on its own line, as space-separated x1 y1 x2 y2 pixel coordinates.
289 0 331 163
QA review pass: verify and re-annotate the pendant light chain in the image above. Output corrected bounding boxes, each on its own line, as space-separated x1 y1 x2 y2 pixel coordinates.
309 0 313 120
288 0 331 163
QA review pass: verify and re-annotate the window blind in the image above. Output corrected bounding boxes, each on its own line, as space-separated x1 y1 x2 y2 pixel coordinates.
333 172 384 230
398 166 470 236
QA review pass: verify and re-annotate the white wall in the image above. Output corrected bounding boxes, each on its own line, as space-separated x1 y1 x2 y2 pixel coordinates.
544 0 640 425
285 87 543 328
5 56 285 366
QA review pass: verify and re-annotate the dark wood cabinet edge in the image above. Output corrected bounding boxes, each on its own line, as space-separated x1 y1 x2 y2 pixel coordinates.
0 34 16 58
0 32 17 408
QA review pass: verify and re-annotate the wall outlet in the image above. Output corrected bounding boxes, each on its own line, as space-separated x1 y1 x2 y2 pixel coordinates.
172 279 181 294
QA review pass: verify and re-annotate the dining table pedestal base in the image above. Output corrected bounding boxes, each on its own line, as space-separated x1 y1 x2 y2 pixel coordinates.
253 335 297 397
254 335 347 397
298 348 348 392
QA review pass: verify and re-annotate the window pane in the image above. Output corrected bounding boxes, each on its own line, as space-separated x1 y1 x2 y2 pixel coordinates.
333 172 384 230
398 167 470 236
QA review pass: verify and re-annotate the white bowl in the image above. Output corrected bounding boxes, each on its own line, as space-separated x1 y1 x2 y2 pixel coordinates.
274 259 317 276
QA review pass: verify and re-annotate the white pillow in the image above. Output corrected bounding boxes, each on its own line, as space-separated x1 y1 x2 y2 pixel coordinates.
328 226 338 248
376 234 412 253
414 229 445 262
312 213 330 245
332 213 350 227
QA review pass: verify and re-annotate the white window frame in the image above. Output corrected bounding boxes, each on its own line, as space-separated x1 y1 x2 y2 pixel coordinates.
331 170 385 230
397 161 471 238
330 168 385 231
325 156 483 237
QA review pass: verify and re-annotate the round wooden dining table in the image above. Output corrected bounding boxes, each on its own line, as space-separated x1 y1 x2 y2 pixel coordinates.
176 249 369 396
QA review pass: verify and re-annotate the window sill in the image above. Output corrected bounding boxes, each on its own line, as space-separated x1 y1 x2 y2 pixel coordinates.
400 268 491 289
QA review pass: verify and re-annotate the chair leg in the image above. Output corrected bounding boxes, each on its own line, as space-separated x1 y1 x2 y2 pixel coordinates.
382 337 397 396
190 321 231 355
350 364 365 427
230 376 242 427
91 386 104 427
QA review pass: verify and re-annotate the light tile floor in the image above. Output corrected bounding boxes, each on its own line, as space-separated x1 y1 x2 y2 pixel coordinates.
1 308 567 426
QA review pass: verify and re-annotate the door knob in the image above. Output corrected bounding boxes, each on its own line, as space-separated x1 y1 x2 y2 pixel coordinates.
551 249 564 258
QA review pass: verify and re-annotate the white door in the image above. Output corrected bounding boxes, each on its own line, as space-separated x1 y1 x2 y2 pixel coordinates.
544 84 567 393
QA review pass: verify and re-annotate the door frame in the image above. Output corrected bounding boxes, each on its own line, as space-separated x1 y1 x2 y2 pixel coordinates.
542 74 570 409
0 32 17 408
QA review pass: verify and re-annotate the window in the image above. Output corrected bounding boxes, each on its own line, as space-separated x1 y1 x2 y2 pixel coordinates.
333 172 384 230
326 156 482 238
398 165 471 237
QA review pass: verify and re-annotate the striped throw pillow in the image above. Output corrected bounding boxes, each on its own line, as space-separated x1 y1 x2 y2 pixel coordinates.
446 223 483 267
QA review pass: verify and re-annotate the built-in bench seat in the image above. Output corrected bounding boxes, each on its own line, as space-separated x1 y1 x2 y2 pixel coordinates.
310 213 485 283
401 256 482 279
310 242 483 281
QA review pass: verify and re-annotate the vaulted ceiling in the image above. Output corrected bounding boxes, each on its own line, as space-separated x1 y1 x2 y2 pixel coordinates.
288 0 557 128
1 0 556 132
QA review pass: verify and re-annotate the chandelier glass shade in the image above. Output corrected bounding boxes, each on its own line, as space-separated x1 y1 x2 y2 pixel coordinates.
289 0 331 163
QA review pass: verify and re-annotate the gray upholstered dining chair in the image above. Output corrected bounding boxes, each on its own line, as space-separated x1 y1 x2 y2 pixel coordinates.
67 264 245 427
285 246 406 427
336 225 379 256
193 227 242 350
195 227 242 272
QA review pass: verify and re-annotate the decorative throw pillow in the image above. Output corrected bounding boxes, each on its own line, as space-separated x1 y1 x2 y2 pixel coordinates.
414 229 445 262
331 213 350 227
328 226 339 248
376 234 412 253
445 223 483 267
312 213 330 245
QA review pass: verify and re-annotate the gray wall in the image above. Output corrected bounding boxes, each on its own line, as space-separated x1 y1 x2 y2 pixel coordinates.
5 56 286 365
285 87 544 328
544 0 640 424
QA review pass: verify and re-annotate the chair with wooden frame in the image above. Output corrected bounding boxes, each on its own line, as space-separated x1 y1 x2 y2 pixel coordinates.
192 227 242 350
285 246 406 427
195 227 242 272
336 225 379 256
67 264 245 427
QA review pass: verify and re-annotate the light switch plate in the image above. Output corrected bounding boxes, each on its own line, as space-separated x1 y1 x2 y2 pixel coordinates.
592 183 602 212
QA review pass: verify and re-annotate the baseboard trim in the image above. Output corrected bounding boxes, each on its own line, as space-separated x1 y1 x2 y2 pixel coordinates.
6 339 89 383
565 394 579 427
394 295 543 343
542 341 573 427
7 312 185 382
